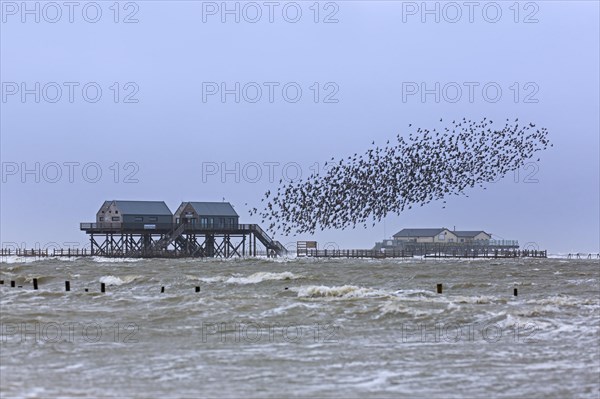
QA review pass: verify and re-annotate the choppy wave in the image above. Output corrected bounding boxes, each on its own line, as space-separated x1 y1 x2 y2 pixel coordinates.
1 257 598 399
447 295 505 305
526 295 600 307
294 285 389 298
91 256 143 263
0 256 78 264
99 275 142 286
195 271 301 285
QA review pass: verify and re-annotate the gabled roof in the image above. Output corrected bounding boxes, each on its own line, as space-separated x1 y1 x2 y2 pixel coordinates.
97 200 111 213
393 228 447 238
112 200 172 215
454 231 490 237
188 202 238 217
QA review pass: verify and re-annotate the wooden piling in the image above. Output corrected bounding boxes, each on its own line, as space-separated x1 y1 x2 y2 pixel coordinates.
161 286 165 293
101 283 106 293
33 278 38 290
195 286 200 293
0 280 4 284
65 281 70 291
514 288 518 296
11 281 15 288
436 283 443 294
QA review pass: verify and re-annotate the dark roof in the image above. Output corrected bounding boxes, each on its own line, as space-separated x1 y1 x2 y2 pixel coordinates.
393 228 446 238
454 231 490 237
113 200 172 215
97 200 111 212
189 202 238 217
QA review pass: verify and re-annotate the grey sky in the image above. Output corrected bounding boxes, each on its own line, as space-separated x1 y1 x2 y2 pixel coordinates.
1 1 598 253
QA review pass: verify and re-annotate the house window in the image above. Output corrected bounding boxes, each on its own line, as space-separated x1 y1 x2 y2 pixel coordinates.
134 217 143 222
200 218 207 228
176 218 180 224
99 217 104 221
438 233 445 241
149 217 158 222
112 217 119 222
115 211 119 214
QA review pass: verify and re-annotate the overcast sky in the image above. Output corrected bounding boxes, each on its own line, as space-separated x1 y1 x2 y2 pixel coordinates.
1 1 598 253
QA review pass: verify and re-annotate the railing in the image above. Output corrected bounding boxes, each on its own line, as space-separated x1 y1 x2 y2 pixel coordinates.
81 222 260 232
0 248 92 257
81 222 121 229
304 249 414 258
247 224 287 254
249 224 273 244
80 222 174 231
488 239 519 246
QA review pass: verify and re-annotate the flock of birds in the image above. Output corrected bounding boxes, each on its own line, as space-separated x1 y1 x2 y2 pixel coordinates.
249 117 552 235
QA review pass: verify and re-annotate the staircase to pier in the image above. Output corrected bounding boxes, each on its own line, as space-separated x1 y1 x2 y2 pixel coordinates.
249 224 288 256
126 223 186 257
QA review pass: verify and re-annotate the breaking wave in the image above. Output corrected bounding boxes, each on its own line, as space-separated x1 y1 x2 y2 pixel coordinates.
99 275 142 286
196 272 301 285
294 285 389 298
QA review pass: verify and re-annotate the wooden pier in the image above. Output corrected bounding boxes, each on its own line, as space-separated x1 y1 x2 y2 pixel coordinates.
300 249 415 259
298 248 550 259
0 248 93 258
423 249 548 258
79 222 287 258
0 247 283 259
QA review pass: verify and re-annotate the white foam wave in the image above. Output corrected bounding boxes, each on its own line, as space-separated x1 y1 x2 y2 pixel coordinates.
99 275 141 286
197 275 227 283
91 256 142 263
196 271 301 284
378 300 415 316
448 295 502 305
294 285 387 298
225 271 300 284
0 256 58 264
